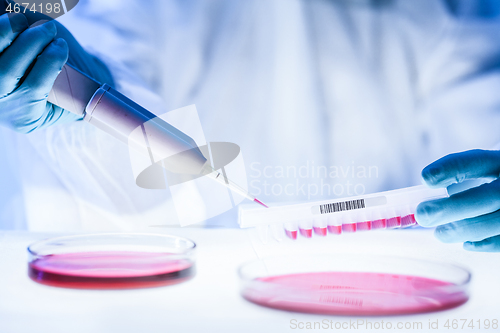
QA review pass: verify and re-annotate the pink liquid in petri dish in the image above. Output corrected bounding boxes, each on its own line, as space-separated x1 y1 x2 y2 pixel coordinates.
29 251 194 289
371 219 387 229
327 225 342 235
386 216 402 228
401 214 417 228
356 221 372 231
285 230 298 240
299 228 313 238
242 272 468 316
342 223 357 233
313 227 328 237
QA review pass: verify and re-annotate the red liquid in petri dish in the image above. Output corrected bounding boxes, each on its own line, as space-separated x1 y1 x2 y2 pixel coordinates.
356 221 372 231
371 219 387 229
29 251 194 289
313 227 327 237
327 225 342 235
386 216 402 228
342 223 357 233
242 272 468 316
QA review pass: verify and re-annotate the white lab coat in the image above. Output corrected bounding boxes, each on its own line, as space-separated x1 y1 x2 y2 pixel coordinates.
1 0 500 231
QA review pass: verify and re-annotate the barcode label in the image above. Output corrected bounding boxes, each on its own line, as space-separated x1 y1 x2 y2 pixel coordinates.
319 199 365 214
311 196 388 215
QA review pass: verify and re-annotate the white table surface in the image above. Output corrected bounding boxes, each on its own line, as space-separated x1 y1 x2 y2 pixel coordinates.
0 228 498 333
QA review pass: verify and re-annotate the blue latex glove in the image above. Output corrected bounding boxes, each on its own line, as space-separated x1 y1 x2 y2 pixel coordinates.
0 13 77 133
0 11 113 133
416 149 500 252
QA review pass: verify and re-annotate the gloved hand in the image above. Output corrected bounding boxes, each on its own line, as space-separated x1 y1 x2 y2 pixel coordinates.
0 10 113 133
0 13 73 133
416 149 500 252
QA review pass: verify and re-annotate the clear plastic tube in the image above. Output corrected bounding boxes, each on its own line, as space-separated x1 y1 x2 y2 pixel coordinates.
238 185 448 240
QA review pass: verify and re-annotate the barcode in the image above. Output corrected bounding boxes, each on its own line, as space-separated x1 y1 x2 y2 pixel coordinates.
319 199 365 214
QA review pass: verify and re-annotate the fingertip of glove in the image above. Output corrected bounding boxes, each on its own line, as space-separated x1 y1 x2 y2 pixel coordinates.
464 237 500 252
30 20 57 36
463 241 478 251
37 38 68 69
434 224 455 243
43 21 57 35
52 38 68 49
46 39 68 61
8 13 29 33
415 202 437 227
421 165 444 186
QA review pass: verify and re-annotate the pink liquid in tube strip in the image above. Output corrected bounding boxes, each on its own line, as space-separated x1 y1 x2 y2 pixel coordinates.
299 228 312 238
371 219 387 229
342 223 357 233
401 214 417 228
313 227 327 237
386 216 402 228
327 225 342 235
285 229 298 240
356 221 372 231
239 185 450 241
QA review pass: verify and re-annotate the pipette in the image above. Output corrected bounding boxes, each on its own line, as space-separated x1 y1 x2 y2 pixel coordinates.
48 64 267 208
239 185 449 240
205 168 268 207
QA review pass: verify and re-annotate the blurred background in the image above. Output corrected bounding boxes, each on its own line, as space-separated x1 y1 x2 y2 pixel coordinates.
1 0 500 231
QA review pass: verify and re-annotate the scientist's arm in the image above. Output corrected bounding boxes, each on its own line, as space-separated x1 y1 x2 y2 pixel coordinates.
416 150 500 252
0 7 112 133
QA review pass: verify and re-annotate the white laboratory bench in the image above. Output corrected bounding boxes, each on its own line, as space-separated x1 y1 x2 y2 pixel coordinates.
0 228 498 333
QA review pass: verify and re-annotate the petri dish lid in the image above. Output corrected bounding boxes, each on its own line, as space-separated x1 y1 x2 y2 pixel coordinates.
239 254 471 316
28 233 196 289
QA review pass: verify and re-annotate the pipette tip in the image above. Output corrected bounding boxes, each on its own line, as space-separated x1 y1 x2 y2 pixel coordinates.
254 198 269 208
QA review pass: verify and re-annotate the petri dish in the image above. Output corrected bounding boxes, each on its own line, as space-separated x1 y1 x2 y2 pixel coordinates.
28 233 196 289
239 254 470 316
